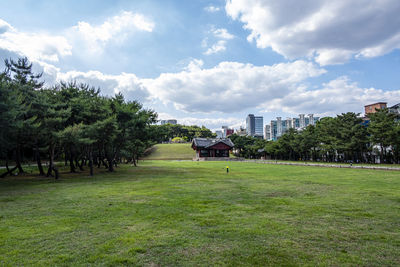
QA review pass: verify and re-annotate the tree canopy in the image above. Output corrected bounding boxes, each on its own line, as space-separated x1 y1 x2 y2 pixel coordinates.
0 58 157 178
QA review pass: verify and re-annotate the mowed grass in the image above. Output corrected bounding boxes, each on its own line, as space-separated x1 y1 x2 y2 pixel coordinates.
0 161 399 266
143 143 195 160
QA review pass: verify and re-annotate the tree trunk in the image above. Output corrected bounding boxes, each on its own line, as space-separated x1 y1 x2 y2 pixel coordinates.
89 149 94 176
35 145 45 176
97 156 101 168
100 158 108 169
69 149 76 173
132 155 137 167
76 158 83 171
107 158 114 172
15 146 24 174
46 144 58 179
1 166 18 178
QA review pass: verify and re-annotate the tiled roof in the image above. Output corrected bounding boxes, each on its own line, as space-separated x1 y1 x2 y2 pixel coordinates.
192 138 234 149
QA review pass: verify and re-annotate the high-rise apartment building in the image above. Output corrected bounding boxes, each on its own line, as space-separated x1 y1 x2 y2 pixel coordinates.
254 116 263 137
264 125 271 140
246 114 255 136
267 114 319 141
246 114 263 137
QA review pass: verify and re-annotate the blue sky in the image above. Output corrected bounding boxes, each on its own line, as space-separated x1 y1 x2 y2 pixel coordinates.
1 0 400 130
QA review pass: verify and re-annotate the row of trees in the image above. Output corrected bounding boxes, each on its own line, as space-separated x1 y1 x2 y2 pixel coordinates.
153 123 215 143
230 111 400 164
0 58 157 178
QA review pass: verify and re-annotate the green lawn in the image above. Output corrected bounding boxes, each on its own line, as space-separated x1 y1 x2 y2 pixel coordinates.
143 143 195 160
0 161 399 266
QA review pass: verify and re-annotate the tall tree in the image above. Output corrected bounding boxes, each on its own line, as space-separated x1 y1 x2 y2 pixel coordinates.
3 57 44 173
368 109 397 163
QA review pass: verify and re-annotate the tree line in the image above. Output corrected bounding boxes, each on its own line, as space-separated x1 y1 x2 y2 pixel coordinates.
230 111 400 164
153 123 215 143
0 58 158 178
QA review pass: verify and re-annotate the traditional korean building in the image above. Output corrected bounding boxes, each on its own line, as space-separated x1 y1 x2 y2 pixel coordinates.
191 138 234 158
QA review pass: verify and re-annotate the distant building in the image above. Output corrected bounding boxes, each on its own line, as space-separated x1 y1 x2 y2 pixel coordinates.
215 130 223 138
389 103 400 121
264 125 271 140
388 103 400 115
236 127 247 136
246 114 255 136
160 119 177 125
365 102 387 115
267 114 319 141
363 102 400 124
246 114 263 137
222 126 234 137
255 116 263 137
192 138 234 158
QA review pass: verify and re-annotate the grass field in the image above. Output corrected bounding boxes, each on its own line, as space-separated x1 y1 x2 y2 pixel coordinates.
142 143 195 160
1 161 399 266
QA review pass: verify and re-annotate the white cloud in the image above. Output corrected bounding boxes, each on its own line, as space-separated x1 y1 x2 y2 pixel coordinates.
203 27 234 55
262 76 400 116
204 6 221 13
204 40 227 55
56 70 150 102
143 59 325 113
0 11 154 67
226 0 400 65
0 19 13 34
212 28 234 40
0 19 72 62
70 11 154 52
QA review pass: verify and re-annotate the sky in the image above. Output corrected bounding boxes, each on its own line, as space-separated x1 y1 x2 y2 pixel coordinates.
1 0 400 131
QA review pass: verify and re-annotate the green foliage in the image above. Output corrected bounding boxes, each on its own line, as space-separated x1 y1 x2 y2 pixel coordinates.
229 134 267 158
171 137 185 143
0 58 158 177
368 108 398 163
153 123 215 142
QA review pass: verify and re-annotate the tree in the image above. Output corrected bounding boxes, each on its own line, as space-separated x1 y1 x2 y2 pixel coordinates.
3 57 44 174
335 113 368 162
0 71 19 177
368 109 397 163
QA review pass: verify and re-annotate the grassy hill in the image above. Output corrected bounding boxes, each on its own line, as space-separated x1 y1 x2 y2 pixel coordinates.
0 161 399 266
142 143 195 160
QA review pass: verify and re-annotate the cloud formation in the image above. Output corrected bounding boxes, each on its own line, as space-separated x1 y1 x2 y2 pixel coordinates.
226 0 400 65
66 11 155 54
262 76 400 116
204 5 221 13
0 10 154 63
71 11 154 51
203 27 234 55
56 70 150 102
0 19 71 62
144 60 325 112
204 40 228 55
212 28 234 40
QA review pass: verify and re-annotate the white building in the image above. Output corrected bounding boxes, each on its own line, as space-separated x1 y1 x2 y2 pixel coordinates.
267 114 320 141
